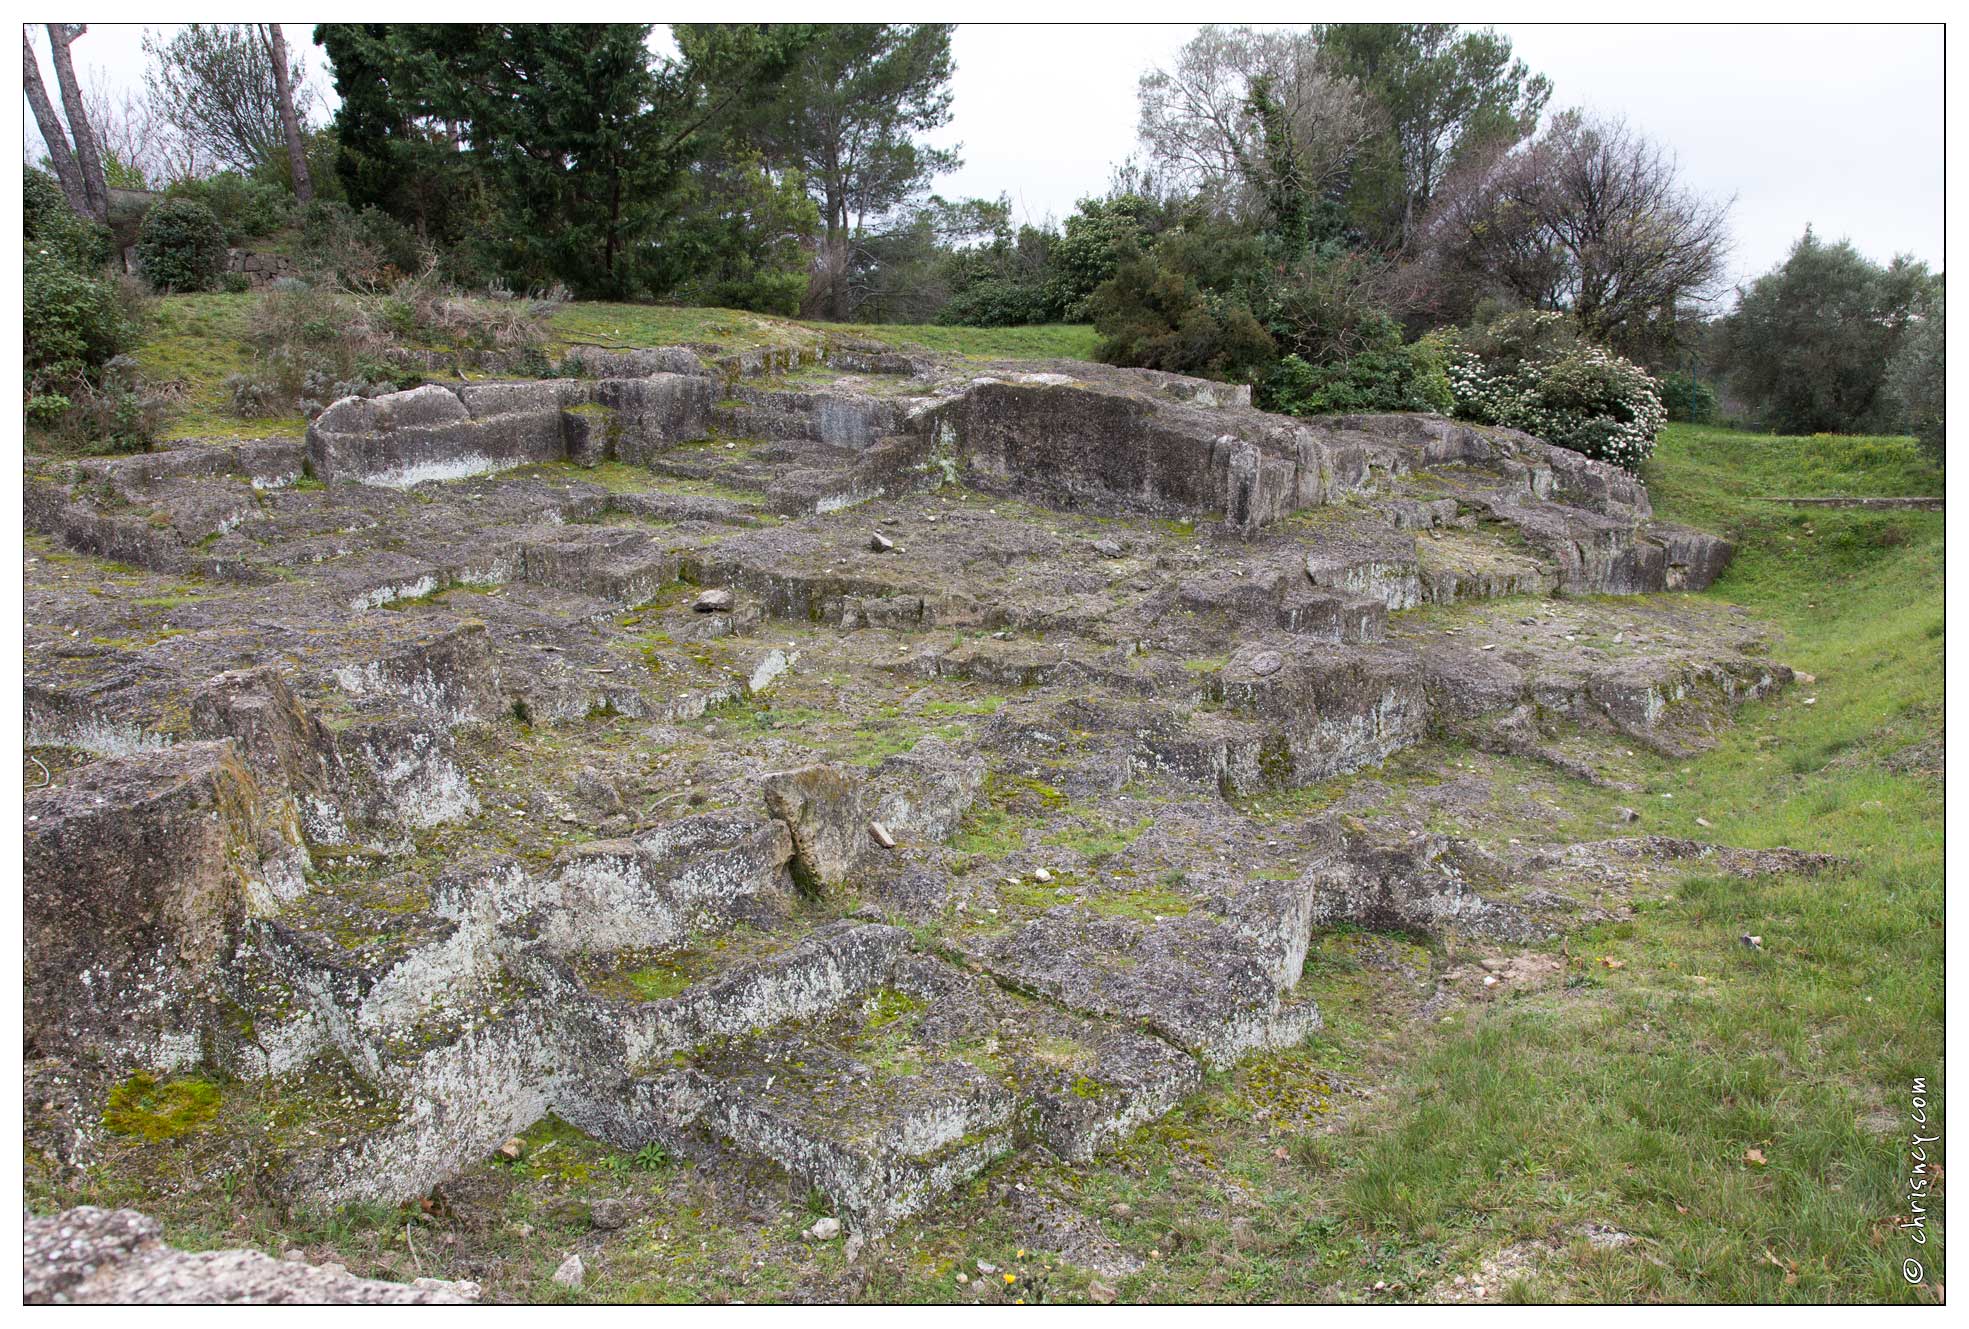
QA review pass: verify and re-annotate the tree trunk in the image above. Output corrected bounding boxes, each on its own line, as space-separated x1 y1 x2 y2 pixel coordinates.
820 186 851 321
46 24 108 222
264 24 314 203
825 224 851 321
22 31 92 219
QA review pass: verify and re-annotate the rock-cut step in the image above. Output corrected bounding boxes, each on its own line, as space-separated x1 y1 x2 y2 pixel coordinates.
581 939 1206 1232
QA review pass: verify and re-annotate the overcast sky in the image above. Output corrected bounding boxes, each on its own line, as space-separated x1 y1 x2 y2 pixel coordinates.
26 22 1944 291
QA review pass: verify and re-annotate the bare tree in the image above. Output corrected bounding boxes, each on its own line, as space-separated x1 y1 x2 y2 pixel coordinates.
1137 25 1370 236
82 74 174 190
46 24 110 220
24 27 111 220
23 30 92 216
1415 110 1732 357
259 23 313 202
143 23 315 175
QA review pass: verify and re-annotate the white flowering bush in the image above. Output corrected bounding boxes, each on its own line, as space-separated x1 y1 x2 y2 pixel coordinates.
1445 311 1667 470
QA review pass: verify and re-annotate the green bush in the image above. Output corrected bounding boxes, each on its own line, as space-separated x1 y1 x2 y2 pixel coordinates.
1886 285 1944 464
295 200 428 291
165 172 294 244
24 167 111 272
1447 311 1666 469
26 250 130 387
50 359 160 454
137 198 228 292
1659 371 1719 424
938 278 1060 328
1263 252 1403 368
699 269 809 317
26 168 158 451
1047 195 1156 321
1090 235 1277 384
1262 326 1454 417
662 156 819 315
220 271 252 294
24 257 154 454
1719 229 1935 435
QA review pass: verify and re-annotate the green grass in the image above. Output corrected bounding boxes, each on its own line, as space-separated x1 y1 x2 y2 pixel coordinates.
619 965 692 1002
1645 424 1945 515
134 292 306 441
551 300 1099 362
549 303 801 354
1256 425 1945 1302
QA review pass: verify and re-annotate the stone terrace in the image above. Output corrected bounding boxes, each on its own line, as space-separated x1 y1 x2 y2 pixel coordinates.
24 335 1798 1234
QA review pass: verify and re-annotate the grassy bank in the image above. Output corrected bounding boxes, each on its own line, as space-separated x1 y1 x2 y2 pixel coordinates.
1305 424 1946 1302
550 302 1099 362
115 293 1099 448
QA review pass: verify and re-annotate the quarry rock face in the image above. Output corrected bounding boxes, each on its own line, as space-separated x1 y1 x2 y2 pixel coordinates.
306 374 715 487
23 335 1792 1246
24 741 308 1070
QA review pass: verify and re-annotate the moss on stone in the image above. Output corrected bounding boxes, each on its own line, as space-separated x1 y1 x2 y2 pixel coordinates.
102 1072 223 1143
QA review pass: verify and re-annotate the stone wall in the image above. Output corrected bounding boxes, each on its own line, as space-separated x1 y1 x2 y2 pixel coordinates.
306 376 715 487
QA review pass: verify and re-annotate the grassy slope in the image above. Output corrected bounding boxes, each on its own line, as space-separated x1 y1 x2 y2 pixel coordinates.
114 294 1099 448
134 292 307 442
1320 426 1946 1302
548 301 1099 362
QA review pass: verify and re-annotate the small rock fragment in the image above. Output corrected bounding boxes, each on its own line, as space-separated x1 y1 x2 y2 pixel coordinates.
869 531 895 553
1033 867 1052 883
1088 1280 1117 1304
589 1199 629 1231
805 1217 842 1241
1615 806 1641 823
1247 650 1284 677
1695 816 1713 828
552 1253 584 1290
1741 934 1763 950
1092 538 1124 558
844 1232 865 1263
869 820 897 849
693 588 734 613
498 1136 524 1161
